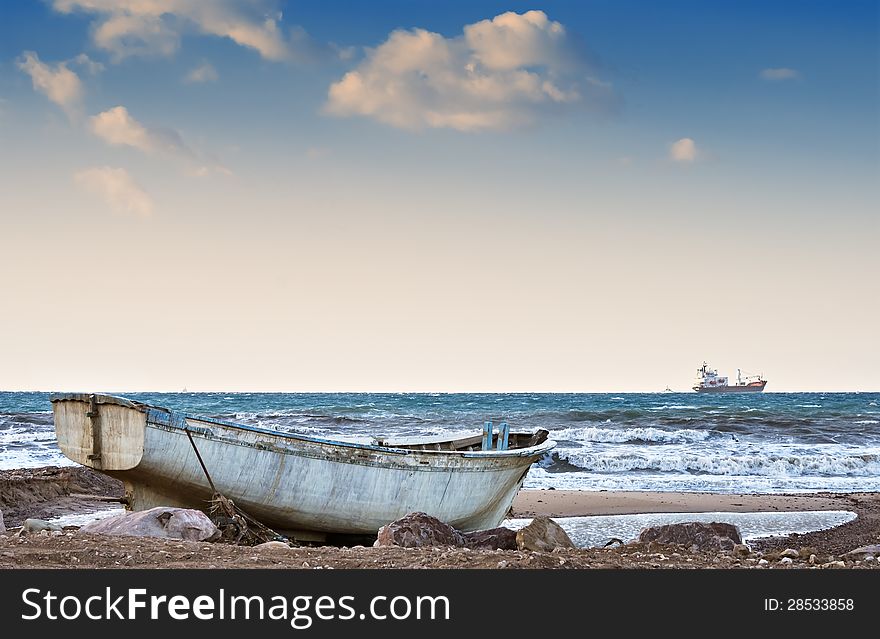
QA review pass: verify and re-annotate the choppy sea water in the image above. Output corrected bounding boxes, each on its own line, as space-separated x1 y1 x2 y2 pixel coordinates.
2 392 879 494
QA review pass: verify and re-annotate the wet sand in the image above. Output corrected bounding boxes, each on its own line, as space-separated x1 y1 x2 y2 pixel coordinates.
511 489 847 518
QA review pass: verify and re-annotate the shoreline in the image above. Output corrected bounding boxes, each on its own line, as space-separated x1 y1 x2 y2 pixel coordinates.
512 490 849 518
2 466 878 568
1 466 859 526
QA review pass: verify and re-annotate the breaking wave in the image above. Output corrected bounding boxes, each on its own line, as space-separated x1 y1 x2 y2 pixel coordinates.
549 449 880 477
552 426 711 445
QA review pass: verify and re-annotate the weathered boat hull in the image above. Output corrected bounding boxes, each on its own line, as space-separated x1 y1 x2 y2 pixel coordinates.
51 394 554 538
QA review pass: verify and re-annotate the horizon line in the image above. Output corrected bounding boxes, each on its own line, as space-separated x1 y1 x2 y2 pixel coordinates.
2 388 879 394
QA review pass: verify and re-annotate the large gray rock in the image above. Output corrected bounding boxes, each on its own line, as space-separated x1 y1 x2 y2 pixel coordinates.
375 512 464 548
843 544 880 558
79 507 219 542
462 526 518 551
374 512 517 550
515 516 576 552
638 521 742 551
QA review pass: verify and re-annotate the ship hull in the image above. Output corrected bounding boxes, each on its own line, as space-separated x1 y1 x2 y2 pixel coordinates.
694 382 766 393
50 393 554 540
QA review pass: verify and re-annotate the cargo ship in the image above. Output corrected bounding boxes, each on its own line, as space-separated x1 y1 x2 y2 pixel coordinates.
693 362 767 393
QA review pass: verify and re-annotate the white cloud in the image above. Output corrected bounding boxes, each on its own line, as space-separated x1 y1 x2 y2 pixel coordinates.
760 67 800 81
74 166 153 216
53 0 290 61
325 10 613 132
92 12 180 60
184 61 219 84
669 137 698 163
90 105 229 175
16 51 83 114
72 53 105 74
90 105 192 157
464 10 573 72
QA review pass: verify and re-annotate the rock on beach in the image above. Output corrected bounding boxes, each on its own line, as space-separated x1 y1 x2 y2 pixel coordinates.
515 516 576 552
79 507 219 542
374 512 518 550
638 521 742 551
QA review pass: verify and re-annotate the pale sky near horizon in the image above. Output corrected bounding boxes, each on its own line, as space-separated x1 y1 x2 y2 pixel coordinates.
0 1 878 392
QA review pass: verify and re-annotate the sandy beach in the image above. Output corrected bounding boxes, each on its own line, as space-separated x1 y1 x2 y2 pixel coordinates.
511 489 848 518
1 466 878 569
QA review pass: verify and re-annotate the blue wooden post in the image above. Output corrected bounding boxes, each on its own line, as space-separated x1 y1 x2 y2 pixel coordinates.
482 421 493 450
497 422 510 451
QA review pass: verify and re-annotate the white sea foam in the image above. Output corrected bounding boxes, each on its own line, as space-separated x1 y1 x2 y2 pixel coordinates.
551 445 880 477
523 468 880 493
0 448 75 470
0 426 56 444
553 426 711 444
50 507 125 527
0 422 71 469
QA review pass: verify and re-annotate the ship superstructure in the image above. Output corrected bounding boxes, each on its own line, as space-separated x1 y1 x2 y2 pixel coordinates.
693 362 766 393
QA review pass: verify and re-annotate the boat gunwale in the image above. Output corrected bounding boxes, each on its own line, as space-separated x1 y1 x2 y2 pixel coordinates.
50 392 556 459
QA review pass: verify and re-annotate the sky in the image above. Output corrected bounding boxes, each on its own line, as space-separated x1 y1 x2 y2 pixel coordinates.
0 0 878 392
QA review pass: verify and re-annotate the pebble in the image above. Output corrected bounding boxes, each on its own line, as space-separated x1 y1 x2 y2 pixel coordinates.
254 541 290 551
780 557 793 564
758 559 769 566
780 548 800 558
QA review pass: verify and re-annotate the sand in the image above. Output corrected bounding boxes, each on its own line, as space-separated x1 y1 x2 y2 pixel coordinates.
511 489 847 517
1 466 878 569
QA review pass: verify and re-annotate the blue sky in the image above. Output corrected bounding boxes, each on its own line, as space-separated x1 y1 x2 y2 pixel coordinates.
0 1 878 391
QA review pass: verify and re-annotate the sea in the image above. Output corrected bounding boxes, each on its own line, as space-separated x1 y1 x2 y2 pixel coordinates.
2 391 879 494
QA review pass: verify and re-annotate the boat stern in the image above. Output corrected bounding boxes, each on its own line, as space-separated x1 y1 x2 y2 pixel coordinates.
50 393 147 470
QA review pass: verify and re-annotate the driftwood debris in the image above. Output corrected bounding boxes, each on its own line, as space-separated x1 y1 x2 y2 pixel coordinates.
209 493 290 546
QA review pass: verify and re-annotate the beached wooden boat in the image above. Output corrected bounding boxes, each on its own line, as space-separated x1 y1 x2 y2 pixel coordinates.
50 393 554 540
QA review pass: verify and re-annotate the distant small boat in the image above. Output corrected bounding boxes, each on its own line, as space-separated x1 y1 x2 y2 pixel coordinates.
693 362 767 393
663 386 674 393
50 393 554 541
